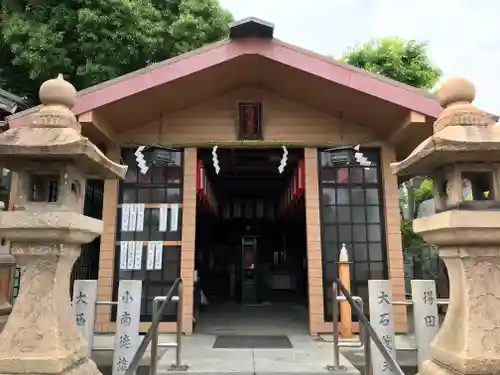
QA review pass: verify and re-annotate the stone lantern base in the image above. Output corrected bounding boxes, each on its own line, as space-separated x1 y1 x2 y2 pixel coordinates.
415 210 500 375
0 213 104 375
0 243 102 375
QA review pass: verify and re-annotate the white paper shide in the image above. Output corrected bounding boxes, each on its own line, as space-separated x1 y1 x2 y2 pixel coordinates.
121 204 130 232
146 242 155 270
119 241 129 270
154 242 163 270
133 241 143 270
170 204 179 232
159 204 168 232
126 241 135 270
128 204 138 232
136 204 145 232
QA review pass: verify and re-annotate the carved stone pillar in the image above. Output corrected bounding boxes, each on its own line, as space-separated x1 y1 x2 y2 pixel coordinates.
415 213 500 375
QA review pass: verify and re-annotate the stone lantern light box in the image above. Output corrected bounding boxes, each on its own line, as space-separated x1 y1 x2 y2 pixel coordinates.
392 77 500 213
0 76 127 216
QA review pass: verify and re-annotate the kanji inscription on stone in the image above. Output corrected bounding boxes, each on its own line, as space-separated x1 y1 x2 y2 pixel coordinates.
72 280 97 356
411 280 439 373
112 280 142 375
368 280 397 375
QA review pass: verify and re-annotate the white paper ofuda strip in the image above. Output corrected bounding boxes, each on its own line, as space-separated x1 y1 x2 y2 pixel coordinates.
146 242 155 270
134 241 143 270
119 241 128 270
128 204 138 232
154 242 163 270
170 204 179 232
136 204 145 232
121 204 130 232
127 241 135 270
159 204 168 232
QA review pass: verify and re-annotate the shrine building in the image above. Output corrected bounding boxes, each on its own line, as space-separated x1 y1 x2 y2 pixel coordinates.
6 18 447 335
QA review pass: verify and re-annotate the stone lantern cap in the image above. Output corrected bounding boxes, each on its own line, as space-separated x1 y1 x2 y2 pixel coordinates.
0 74 126 179
391 77 499 177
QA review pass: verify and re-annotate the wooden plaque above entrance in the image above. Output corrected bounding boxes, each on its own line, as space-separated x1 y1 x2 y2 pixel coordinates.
238 102 263 140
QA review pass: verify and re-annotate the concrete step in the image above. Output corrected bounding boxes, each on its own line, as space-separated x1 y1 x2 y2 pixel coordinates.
156 335 359 375
341 347 418 369
91 334 360 375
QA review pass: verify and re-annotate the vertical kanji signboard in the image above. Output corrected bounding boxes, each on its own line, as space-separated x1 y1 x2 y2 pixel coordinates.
368 280 397 375
113 280 142 375
72 280 98 356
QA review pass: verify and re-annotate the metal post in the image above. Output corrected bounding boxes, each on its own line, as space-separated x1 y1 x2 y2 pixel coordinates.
363 320 372 375
175 281 183 368
327 282 345 371
332 282 340 369
150 299 160 375
168 281 188 372
337 280 404 375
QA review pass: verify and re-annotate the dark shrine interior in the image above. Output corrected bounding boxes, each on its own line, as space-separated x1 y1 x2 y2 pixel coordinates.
194 148 308 308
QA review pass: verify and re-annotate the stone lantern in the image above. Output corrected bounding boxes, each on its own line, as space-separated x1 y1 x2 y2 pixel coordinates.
0 75 127 375
392 78 500 375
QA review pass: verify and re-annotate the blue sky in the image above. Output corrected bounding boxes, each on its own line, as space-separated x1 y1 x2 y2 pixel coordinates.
219 0 500 115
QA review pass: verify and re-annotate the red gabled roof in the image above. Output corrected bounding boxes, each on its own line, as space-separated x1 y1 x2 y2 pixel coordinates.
8 30 443 128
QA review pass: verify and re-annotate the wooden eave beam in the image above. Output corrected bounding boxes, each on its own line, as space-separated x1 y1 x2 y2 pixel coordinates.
387 110 427 145
78 110 118 150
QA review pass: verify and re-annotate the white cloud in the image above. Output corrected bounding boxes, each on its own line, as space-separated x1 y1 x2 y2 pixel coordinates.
219 0 500 115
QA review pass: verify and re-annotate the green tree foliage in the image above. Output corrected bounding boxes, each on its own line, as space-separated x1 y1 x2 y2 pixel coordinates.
0 0 233 102
414 179 435 207
401 179 435 252
342 38 442 91
342 37 442 257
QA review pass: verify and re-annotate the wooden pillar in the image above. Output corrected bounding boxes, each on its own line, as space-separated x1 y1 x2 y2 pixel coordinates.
94 147 120 333
338 244 352 338
304 148 325 335
381 145 407 332
179 148 197 334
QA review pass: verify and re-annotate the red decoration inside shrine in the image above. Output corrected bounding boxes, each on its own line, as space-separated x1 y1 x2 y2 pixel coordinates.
295 160 305 199
196 160 217 214
197 157 305 219
277 158 305 218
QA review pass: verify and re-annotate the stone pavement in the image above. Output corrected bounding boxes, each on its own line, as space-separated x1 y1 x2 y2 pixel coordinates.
320 333 418 350
92 334 359 375
320 334 419 368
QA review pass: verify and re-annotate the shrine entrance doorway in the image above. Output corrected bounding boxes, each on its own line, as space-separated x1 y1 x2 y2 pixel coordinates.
193 147 308 334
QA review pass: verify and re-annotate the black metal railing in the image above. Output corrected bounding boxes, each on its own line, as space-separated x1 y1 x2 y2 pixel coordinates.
125 278 188 375
330 279 405 375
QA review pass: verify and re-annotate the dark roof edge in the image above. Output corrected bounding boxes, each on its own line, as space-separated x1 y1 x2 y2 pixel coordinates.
230 17 275 39
7 39 232 121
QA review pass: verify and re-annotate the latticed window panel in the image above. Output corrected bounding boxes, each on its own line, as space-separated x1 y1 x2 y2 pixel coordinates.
112 148 184 323
318 148 388 321
69 179 104 297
